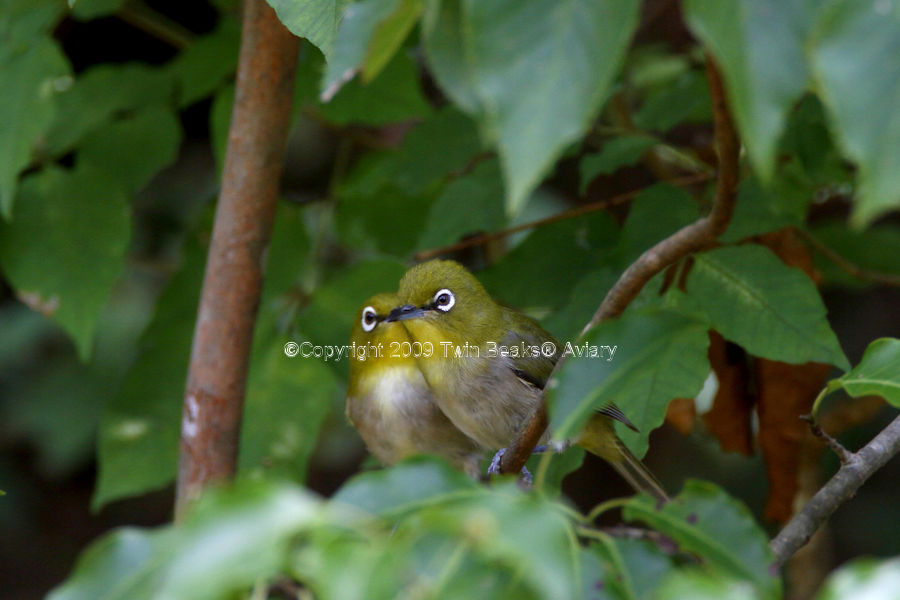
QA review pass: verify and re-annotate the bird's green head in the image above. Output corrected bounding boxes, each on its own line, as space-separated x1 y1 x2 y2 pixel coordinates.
389 260 502 346
348 292 415 376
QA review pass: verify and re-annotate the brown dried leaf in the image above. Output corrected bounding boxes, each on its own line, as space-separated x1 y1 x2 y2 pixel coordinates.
757 359 833 523
665 396 696 434
702 330 754 455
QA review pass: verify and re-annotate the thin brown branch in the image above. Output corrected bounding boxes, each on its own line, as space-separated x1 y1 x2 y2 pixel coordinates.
771 412 900 565
794 227 900 287
800 414 852 464
498 55 740 476
117 0 195 50
174 0 299 519
414 172 711 261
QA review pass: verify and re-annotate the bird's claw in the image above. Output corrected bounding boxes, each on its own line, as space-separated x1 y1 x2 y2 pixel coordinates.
488 448 533 485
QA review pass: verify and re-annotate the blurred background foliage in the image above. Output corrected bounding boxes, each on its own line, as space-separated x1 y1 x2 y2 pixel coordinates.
2 0 900 598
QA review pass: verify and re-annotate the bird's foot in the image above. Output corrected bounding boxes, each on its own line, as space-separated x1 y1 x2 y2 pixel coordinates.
487 448 533 485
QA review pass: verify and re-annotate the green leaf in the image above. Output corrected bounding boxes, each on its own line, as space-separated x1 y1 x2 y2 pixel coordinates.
47 527 168 600
416 158 506 250
817 557 900 600
687 245 849 369
684 0 818 181
421 0 481 114
343 107 482 196
70 0 125 20
810 0 900 226
160 483 322 600
61 482 325 600
167 19 240 107
240 338 336 480
547 307 711 457
209 83 235 173
78 105 182 194
616 183 699 267
579 134 657 194
808 221 900 288
589 537 676 600
0 37 70 218
656 570 764 600
426 0 641 214
266 0 350 59
93 223 208 508
0 0 65 60
541 268 620 341
321 0 421 99
320 50 431 125
720 178 809 243
623 480 781 600
45 63 175 157
0 165 130 360
479 211 620 310
826 338 900 407
423 484 580 600
333 457 479 516
634 68 712 132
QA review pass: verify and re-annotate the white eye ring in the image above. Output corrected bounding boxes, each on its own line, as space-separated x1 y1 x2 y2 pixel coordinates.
433 289 455 312
361 306 378 332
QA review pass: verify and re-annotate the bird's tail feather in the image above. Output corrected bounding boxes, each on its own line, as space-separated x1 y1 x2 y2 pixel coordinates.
609 438 669 503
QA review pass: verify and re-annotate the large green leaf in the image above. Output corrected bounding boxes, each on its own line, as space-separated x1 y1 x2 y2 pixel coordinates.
687 245 849 369
266 0 350 59
44 63 175 157
321 0 421 99
479 211 620 311
424 0 640 214
720 178 809 243
0 165 130 360
78 106 183 194
332 457 479 517
0 0 65 60
684 0 819 181
93 223 207 508
167 19 240 107
588 537 676 600
0 37 70 218
808 221 900 288
825 338 900 407
547 306 711 457
810 0 900 226
416 158 506 251
56 482 324 600
338 107 482 196
616 183 699 267
47 527 169 600
579 134 658 194
320 50 431 125
623 480 781 600
656 570 764 600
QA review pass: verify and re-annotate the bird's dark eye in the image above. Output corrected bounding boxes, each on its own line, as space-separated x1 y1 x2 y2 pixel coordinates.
361 306 378 332
432 288 455 312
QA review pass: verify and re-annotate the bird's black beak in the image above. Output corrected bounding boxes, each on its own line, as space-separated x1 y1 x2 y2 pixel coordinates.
385 304 426 322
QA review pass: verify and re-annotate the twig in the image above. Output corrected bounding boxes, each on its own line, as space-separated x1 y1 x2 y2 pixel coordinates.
498 55 740 476
117 0 194 50
174 0 299 519
794 227 900 287
414 172 711 261
771 413 900 565
800 415 852 464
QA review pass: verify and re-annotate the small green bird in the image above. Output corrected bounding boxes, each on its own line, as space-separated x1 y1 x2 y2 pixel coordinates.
387 260 668 501
345 292 483 477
